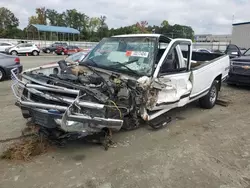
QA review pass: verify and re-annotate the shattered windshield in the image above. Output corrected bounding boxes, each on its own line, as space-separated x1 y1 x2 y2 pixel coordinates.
81 37 157 76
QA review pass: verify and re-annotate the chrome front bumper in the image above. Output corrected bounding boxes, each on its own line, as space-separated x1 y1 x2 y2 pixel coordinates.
10 68 123 133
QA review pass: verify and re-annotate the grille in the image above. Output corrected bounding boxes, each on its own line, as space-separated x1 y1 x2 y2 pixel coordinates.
232 66 250 76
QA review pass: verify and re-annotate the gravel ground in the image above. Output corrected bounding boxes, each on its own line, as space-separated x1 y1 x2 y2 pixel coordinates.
1 56 250 188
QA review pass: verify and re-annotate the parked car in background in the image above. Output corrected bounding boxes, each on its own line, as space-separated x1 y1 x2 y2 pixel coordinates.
227 48 250 86
5 43 40 56
224 44 243 59
0 42 15 53
42 42 68 53
17 40 32 44
55 45 82 55
193 48 212 53
0 53 22 81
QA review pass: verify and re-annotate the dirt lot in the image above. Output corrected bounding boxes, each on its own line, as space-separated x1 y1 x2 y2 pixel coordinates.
1 56 250 188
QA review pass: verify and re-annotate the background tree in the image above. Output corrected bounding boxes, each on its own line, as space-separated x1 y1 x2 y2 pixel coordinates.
87 17 101 41
135 21 149 33
28 16 39 25
46 9 59 25
96 16 109 40
28 7 47 25
0 6 195 41
0 7 19 38
36 7 47 25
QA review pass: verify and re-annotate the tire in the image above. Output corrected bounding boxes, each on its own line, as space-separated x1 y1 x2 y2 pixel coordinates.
61 51 65 55
0 68 6 81
46 49 50 53
11 51 18 56
199 80 219 109
32 50 39 56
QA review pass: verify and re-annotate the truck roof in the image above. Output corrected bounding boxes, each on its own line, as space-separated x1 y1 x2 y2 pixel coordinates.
112 34 162 38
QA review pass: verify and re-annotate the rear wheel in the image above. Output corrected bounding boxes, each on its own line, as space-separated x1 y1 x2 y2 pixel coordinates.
32 50 39 56
46 49 50 53
61 51 65 55
11 51 17 56
0 68 6 81
199 80 219 109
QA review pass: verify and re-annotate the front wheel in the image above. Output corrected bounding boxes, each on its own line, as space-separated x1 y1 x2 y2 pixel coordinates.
61 51 65 55
11 51 17 56
32 50 39 56
199 80 218 109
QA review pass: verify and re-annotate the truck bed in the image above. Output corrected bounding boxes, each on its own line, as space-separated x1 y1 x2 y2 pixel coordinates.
182 51 224 62
182 51 225 69
183 51 230 98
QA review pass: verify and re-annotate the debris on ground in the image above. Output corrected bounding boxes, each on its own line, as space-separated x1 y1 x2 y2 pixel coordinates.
216 98 230 107
0 123 38 144
0 135 51 161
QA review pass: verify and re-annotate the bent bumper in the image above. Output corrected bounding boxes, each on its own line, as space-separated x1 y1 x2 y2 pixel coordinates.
11 68 123 134
17 101 123 131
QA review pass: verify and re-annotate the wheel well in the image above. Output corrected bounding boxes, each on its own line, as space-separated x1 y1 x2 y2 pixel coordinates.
214 74 222 90
0 67 6 76
32 50 39 54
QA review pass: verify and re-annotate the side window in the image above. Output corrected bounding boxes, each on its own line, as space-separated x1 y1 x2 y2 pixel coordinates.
200 50 209 53
244 49 250 56
158 42 190 75
25 44 32 47
159 47 180 74
227 45 239 52
18 44 25 47
0 43 11 46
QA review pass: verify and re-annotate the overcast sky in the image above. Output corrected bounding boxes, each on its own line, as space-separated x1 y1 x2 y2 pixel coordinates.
0 0 249 34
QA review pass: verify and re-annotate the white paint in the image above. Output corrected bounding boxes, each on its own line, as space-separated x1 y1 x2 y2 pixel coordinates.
141 37 229 120
190 55 230 97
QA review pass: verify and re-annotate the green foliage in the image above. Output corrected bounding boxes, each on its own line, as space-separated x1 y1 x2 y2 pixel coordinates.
28 7 47 25
0 7 19 38
0 6 195 41
28 16 39 25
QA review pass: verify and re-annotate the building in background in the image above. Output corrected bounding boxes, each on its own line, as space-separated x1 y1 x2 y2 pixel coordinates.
195 34 231 43
232 22 250 48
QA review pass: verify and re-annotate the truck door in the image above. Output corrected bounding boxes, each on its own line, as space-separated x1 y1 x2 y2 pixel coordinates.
150 39 193 110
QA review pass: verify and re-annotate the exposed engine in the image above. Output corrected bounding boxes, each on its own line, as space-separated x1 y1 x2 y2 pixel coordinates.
21 60 144 133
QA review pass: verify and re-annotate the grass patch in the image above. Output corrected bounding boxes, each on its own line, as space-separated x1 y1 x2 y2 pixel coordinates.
1 135 51 161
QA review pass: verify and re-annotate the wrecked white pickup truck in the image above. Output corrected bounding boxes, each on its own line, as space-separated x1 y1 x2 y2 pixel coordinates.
11 34 230 142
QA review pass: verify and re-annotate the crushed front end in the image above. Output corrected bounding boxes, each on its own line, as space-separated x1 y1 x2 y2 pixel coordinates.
11 61 144 140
